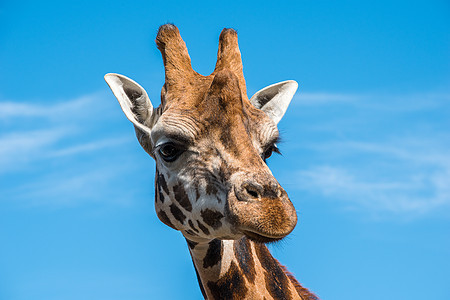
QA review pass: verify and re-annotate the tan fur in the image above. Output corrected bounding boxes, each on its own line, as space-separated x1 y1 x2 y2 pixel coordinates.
107 24 318 299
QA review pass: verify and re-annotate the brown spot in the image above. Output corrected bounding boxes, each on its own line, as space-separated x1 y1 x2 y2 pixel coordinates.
234 237 256 284
157 210 176 230
254 243 292 299
197 221 210 235
206 183 218 196
188 220 199 233
207 261 247 299
186 238 198 250
201 209 224 230
157 172 169 202
203 239 222 269
173 184 193 212
170 203 186 224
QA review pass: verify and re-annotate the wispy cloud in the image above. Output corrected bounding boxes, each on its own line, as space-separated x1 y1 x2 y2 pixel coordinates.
294 91 450 111
49 137 131 157
0 93 129 171
13 165 136 208
295 162 450 217
0 128 68 172
0 92 109 120
285 90 450 219
0 94 138 208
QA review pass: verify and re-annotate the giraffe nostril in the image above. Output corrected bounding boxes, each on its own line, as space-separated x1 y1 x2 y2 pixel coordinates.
246 187 259 198
235 181 263 201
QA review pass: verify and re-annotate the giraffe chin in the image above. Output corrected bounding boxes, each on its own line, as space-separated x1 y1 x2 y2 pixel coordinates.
242 230 286 244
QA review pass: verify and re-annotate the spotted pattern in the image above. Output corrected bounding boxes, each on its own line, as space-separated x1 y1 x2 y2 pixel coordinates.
186 239 198 250
117 25 315 300
255 243 293 299
206 183 218 196
203 239 222 269
234 237 256 284
188 220 199 233
200 209 224 230
197 221 210 235
170 203 186 224
173 184 192 212
157 172 169 203
157 210 176 230
207 261 248 300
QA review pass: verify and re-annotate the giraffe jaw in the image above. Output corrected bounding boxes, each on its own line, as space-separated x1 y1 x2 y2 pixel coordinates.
242 230 286 244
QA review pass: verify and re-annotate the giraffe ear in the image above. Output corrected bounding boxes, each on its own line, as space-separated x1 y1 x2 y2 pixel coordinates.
104 73 156 154
249 80 298 124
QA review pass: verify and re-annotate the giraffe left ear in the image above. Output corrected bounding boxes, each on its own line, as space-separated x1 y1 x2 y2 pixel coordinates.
249 80 298 124
104 73 156 155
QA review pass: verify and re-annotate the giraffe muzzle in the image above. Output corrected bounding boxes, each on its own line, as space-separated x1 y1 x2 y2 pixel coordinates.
227 175 298 243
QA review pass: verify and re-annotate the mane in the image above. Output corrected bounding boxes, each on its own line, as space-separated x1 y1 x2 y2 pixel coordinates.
279 263 319 300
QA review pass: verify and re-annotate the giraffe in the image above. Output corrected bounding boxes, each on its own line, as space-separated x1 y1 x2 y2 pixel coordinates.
105 24 318 300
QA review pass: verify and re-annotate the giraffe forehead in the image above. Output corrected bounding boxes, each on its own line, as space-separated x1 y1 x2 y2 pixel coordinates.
153 101 278 150
157 69 278 147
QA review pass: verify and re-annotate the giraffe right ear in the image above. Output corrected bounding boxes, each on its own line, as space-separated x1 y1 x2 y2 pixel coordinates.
250 80 298 124
104 73 156 154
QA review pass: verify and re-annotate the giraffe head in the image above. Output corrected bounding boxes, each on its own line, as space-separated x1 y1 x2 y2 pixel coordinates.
105 24 298 243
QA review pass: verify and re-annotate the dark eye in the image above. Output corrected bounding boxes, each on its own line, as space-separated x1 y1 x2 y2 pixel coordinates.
262 144 280 161
158 143 184 162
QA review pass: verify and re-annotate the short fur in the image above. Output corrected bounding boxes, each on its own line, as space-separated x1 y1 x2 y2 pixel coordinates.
105 24 318 299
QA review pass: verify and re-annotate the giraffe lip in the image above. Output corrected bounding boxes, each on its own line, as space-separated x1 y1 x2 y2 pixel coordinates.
242 230 285 244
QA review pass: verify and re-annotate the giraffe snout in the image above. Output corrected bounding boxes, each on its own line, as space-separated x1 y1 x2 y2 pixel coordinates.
227 173 297 243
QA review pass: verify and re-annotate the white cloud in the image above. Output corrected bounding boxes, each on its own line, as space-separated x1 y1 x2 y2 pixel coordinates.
0 128 68 172
295 164 450 216
0 93 129 173
49 137 131 157
285 90 450 218
0 93 138 208
14 165 136 208
288 136 450 218
0 93 105 120
293 91 450 111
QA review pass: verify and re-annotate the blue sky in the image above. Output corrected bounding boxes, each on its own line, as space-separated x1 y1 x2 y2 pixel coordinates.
0 0 449 299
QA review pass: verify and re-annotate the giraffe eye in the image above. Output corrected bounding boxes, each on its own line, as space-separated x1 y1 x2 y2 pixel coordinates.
262 144 280 161
158 143 184 162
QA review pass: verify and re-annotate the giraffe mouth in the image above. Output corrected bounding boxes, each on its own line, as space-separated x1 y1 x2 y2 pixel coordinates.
242 230 286 244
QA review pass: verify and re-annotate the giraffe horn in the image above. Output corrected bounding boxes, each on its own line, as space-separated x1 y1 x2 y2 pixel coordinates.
214 28 247 97
156 24 196 87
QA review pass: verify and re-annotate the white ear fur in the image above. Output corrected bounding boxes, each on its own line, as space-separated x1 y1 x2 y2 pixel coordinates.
250 80 298 124
105 73 156 155
104 73 155 134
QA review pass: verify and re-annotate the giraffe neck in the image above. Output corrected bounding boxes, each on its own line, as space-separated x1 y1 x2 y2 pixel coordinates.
186 236 317 300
